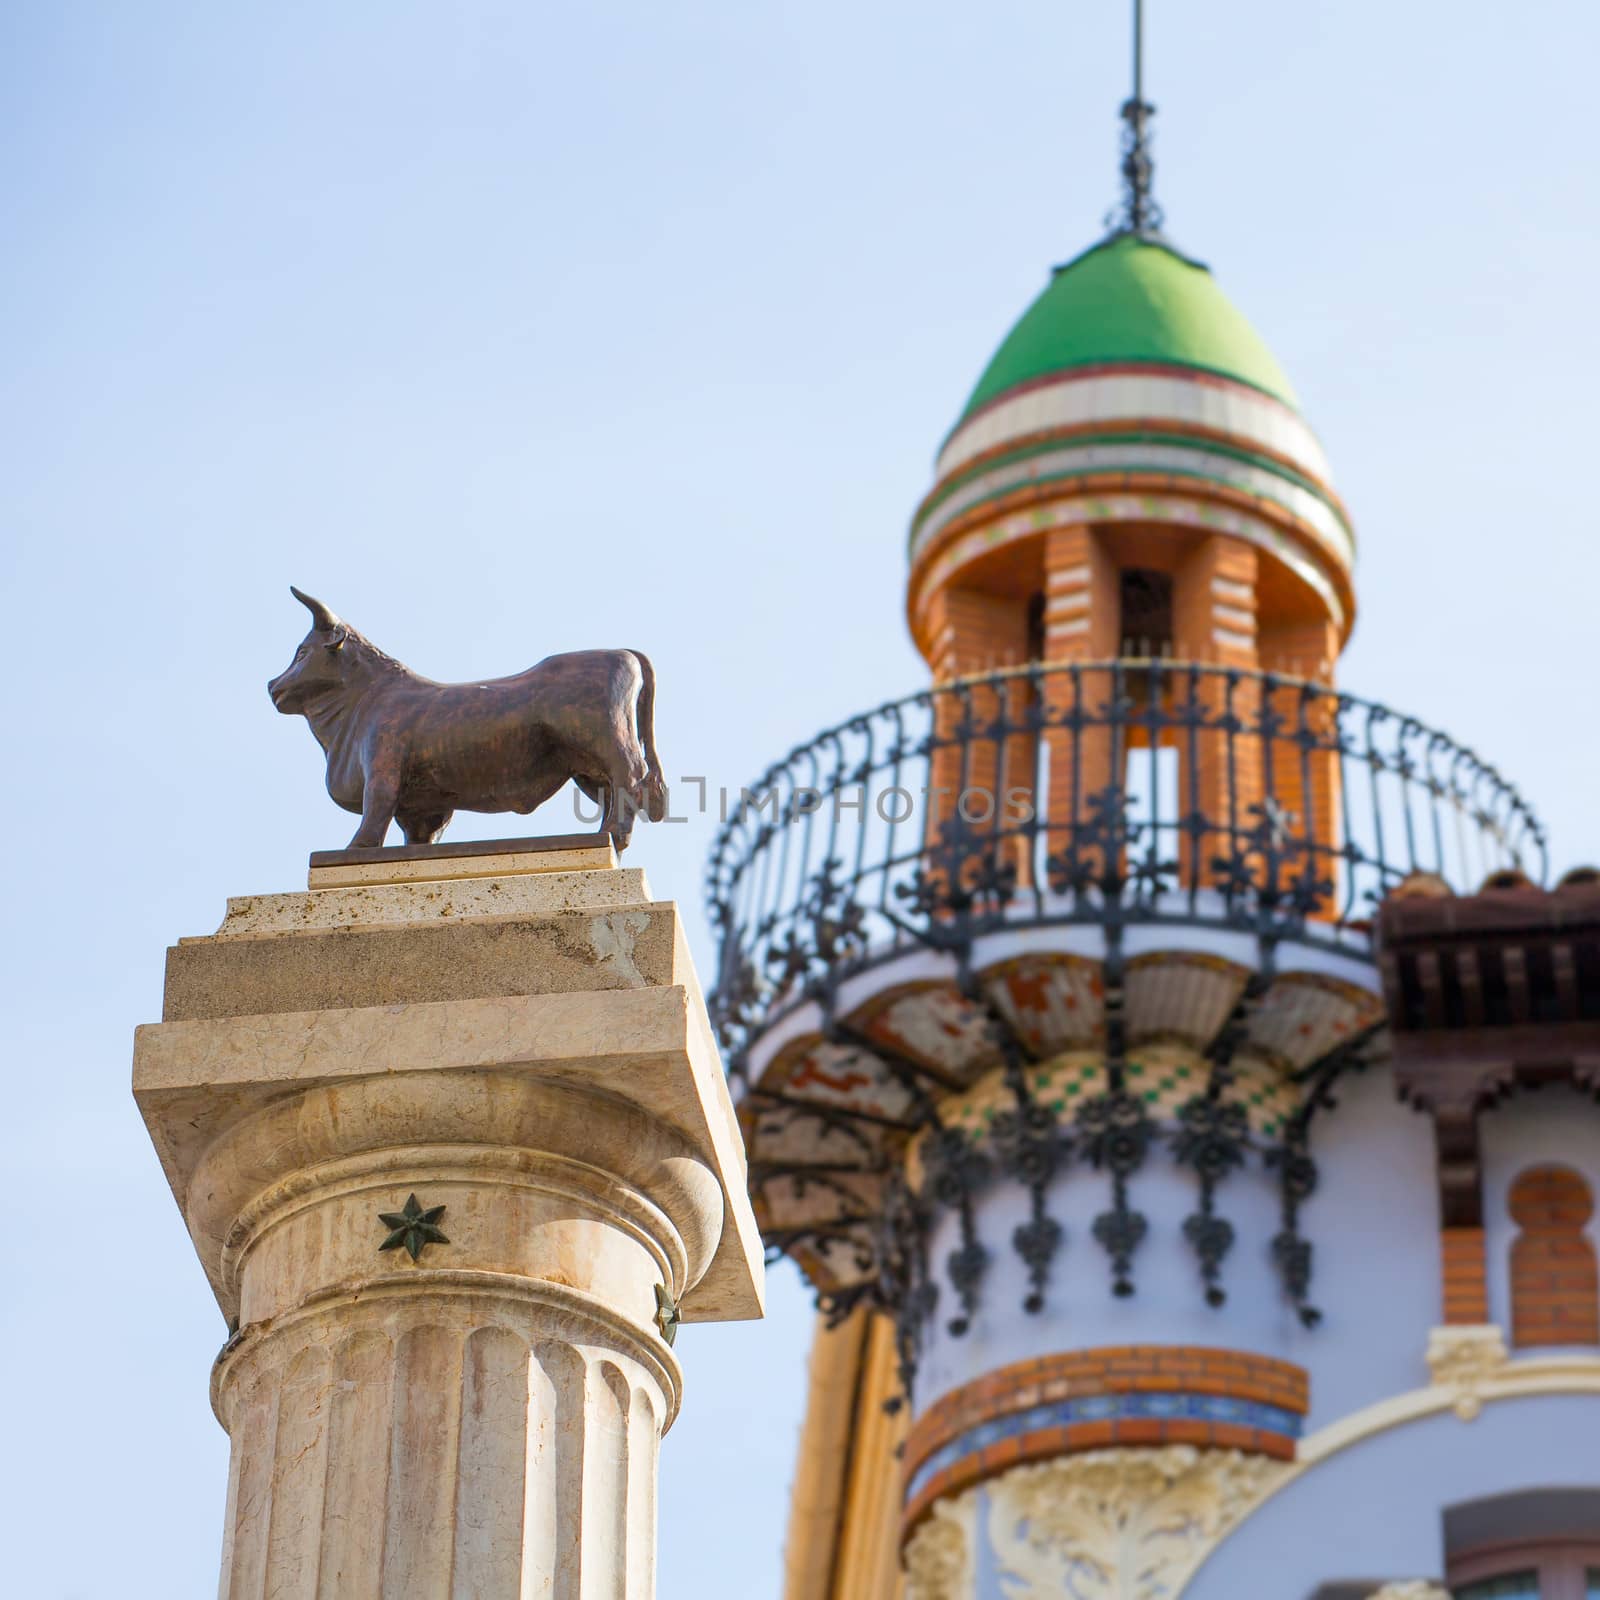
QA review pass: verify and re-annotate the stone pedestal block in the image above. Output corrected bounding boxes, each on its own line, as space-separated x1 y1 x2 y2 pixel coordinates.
133 840 763 1600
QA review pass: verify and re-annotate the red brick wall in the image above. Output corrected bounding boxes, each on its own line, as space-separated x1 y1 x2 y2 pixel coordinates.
1174 536 1258 668
1259 617 1338 683
1509 1166 1600 1347
925 585 1029 683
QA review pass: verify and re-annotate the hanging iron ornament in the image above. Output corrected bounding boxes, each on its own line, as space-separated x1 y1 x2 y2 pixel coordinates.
876 1172 937 1410
1075 1089 1154 1296
1172 1096 1251 1306
919 1126 993 1337
992 1097 1071 1314
1269 1134 1322 1329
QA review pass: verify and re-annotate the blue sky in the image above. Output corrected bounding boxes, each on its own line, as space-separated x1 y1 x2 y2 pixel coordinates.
2 2 1597 1593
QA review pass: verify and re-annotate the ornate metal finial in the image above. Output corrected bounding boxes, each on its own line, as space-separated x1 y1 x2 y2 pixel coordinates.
1107 0 1164 236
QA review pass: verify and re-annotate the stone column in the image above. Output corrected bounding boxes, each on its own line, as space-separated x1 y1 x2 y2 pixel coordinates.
133 838 764 1600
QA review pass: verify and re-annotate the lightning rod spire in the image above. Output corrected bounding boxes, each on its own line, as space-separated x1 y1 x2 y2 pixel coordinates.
1109 0 1164 236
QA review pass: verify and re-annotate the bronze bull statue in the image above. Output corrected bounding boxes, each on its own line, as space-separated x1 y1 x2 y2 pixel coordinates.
268 587 667 850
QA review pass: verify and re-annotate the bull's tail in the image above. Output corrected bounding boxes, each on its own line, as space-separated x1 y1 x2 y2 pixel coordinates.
631 650 668 822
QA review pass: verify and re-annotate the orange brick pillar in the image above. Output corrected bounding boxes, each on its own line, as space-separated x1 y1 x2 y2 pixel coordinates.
1173 537 1263 887
1261 617 1343 917
923 586 1029 871
1260 618 1338 686
1040 527 1119 873
1440 1227 1491 1324
989 664 1043 886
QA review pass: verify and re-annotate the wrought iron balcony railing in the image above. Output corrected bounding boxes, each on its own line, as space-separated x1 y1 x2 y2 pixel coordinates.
706 659 1546 1060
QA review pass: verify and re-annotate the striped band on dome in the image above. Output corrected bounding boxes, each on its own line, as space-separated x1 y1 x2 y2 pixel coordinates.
910 436 1355 575
936 365 1335 497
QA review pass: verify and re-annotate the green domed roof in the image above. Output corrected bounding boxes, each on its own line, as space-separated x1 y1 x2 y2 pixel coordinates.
960 233 1299 419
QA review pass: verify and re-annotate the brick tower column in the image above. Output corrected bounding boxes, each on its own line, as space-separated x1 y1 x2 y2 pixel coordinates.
1174 536 1264 884
923 585 1031 876
1040 526 1120 863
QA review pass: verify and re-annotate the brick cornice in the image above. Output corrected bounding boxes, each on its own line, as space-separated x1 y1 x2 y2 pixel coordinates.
900 1344 1307 1534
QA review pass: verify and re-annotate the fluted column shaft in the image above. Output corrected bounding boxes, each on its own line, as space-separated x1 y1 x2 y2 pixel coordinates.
215 1288 669 1599
195 1072 718 1600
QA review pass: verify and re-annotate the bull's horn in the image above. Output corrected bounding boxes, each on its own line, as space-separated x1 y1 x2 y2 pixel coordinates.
289 585 341 632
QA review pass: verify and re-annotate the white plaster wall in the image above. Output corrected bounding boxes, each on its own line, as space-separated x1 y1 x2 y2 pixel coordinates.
914 1064 1441 1431
1480 1085 1600 1340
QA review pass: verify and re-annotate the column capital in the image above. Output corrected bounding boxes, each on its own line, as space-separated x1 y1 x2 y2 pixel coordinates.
134 847 763 1329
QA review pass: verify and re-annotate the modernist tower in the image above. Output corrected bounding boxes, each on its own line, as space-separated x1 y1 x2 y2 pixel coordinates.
708 16 1600 1600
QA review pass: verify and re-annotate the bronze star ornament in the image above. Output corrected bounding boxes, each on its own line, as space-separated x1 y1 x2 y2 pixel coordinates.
653 1282 679 1346
378 1194 449 1261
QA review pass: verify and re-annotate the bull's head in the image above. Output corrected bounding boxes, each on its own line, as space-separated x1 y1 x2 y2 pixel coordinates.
268 586 352 713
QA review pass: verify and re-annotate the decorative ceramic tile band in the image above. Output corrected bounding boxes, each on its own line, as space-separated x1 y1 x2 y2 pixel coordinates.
900 1345 1308 1533
902 1345 1307 1504
904 1389 1302 1504
901 1044 1300 1191
935 364 1334 492
744 956 1384 1290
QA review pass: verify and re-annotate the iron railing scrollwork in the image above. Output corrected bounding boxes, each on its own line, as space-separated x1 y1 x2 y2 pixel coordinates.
706 659 1546 1060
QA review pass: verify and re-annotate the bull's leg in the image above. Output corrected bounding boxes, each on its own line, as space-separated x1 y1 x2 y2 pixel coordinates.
576 774 627 844
397 809 452 845
599 767 643 850
606 789 632 849
350 756 400 849
573 776 606 831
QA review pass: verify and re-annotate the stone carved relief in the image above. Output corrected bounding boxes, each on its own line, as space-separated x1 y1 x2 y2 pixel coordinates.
903 1489 978 1600
1425 1323 1509 1420
985 1446 1287 1600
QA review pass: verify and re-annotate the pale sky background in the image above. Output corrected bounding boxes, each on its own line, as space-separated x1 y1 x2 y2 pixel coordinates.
3 2 1597 1594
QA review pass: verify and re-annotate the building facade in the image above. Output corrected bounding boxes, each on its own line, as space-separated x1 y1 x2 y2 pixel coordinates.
705 52 1600 1600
